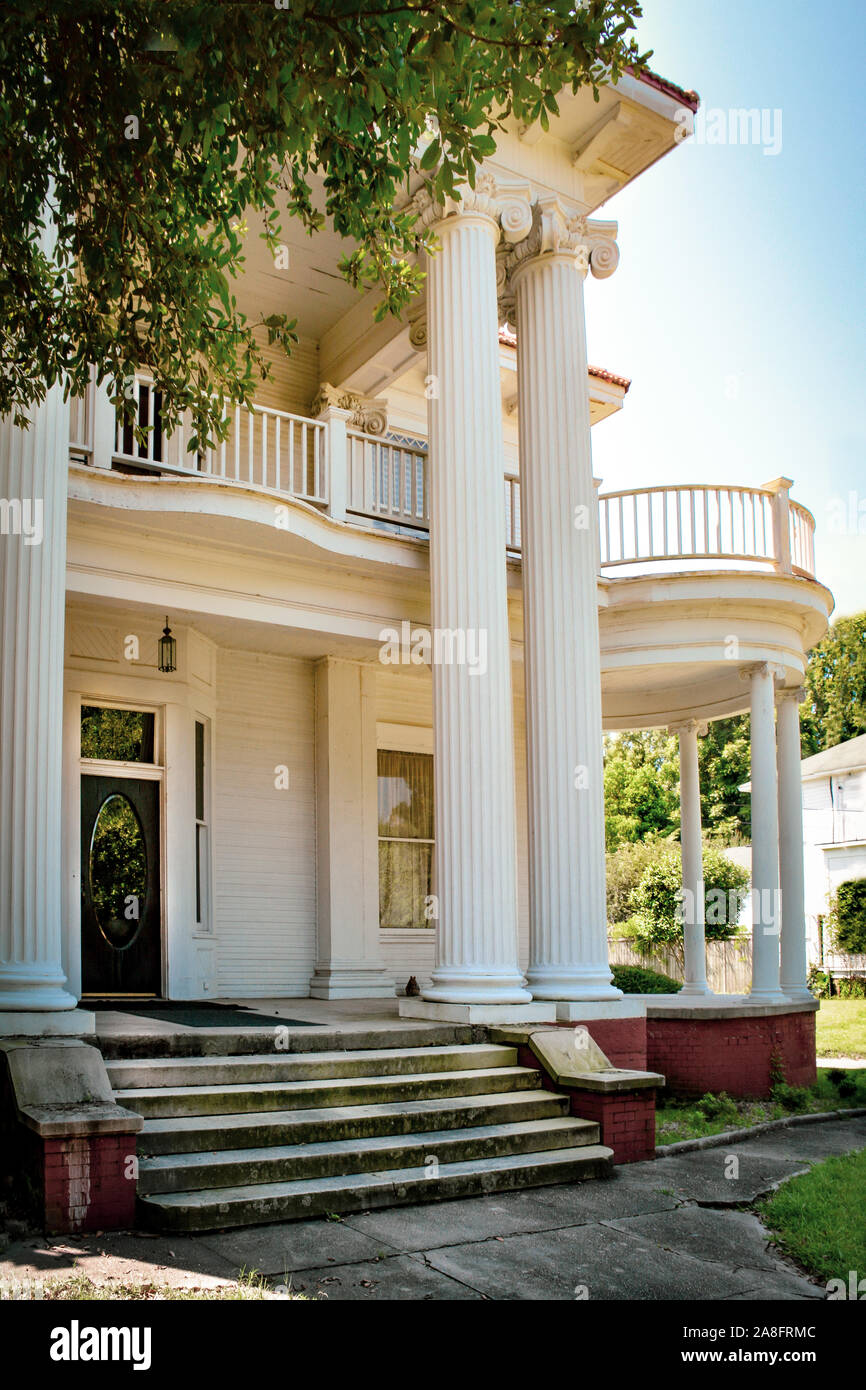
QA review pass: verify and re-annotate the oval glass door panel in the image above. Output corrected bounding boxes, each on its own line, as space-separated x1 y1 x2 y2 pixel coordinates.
89 794 148 948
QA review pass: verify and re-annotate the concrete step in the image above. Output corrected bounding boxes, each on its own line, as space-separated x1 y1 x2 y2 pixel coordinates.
107 1043 517 1090
137 1088 571 1156
138 1116 600 1193
139 1144 615 1231
116 1065 539 1119
98 1022 479 1061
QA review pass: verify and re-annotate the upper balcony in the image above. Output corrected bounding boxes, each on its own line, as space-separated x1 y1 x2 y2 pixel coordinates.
68 374 817 581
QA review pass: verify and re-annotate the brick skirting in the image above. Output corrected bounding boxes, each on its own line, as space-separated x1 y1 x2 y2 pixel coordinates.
39 1128 139 1239
567 1088 657 1164
515 1040 658 1162
42 1133 138 1234
646 1009 817 1099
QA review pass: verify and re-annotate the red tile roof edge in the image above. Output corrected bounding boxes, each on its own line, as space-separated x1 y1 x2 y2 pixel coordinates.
498 326 630 391
633 65 700 112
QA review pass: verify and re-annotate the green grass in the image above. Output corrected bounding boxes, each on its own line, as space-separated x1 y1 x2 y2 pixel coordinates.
759 1148 866 1284
816 999 866 1058
656 1069 866 1145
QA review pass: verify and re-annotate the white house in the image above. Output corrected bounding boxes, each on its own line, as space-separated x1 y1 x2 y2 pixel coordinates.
801 733 866 971
0 60 836 1231
0 61 834 1025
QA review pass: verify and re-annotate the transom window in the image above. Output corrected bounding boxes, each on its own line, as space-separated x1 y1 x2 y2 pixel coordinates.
80 705 156 764
378 750 434 929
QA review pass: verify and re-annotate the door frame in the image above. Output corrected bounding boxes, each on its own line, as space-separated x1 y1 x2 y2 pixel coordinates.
77 700 166 999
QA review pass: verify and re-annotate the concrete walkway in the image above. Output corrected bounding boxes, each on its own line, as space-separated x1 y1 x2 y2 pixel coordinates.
2 1116 863 1301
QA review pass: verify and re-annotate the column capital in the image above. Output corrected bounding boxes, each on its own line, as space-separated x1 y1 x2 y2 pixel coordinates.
776 684 806 705
668 718 708 737
508 198 619 278
500 199 619 321
311 382 387 436
407 174 534 242
739 660 787 683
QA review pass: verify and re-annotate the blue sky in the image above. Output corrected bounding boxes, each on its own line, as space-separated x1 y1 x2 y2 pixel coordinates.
584 0 866 617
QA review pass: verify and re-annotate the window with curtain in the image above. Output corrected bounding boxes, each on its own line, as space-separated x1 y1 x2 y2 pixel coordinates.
378 750 434 928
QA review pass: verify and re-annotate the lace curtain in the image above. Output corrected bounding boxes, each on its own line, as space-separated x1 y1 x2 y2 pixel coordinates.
378 751 434 928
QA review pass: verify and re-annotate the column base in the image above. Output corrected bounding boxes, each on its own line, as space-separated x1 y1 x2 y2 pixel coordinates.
526 966 622 1002
399 999 557 1024
423 967 533 1006
747 989 791 1006
781 987 816 1004
679 983 713 998
308 966 396 1000
0 1008 95 1038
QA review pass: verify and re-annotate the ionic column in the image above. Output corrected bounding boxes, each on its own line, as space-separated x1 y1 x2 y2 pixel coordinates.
670 720 710 996
745 662 786 1001
0 387 79 1022
777 686 812 1000
511 198 620 1000
417 182 531 1004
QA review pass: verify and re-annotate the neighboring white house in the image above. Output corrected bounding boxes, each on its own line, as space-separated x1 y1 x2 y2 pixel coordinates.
801 733 866 972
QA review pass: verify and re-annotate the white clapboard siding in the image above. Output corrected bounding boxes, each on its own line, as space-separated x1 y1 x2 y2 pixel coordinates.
213 649 316 996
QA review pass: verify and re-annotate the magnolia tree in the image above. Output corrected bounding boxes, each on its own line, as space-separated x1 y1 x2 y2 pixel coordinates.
0 0 648 450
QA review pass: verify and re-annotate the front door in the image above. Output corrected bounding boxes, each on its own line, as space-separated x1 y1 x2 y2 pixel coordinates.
81 775 161 996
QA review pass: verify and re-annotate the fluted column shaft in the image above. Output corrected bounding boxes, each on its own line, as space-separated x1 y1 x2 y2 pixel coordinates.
777 688 812 1000
423 210 529 1003
748 663 784 999
0 387 77 1011
674 721 710 995
514 250 619 1000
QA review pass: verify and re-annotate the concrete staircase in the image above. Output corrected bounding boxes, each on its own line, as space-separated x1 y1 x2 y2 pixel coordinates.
104 1029 613 1231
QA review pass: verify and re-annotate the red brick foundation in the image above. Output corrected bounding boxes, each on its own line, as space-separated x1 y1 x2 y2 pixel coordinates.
569 1016 648 1071
42 1132 138 1233
646 1009 817 1099
567 1088 656 1164
516 1041 658 1163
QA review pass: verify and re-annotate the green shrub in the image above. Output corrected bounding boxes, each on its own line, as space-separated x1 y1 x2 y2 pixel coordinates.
837 975 866 999
610 964 682 995
606 838 666 925
827 879 866 954
807 965 833 998
771 1082 810 1113
628 843 750 965
696 1091 739 1126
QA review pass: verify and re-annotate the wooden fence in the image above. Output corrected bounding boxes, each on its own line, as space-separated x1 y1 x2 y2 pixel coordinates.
608 936 753 995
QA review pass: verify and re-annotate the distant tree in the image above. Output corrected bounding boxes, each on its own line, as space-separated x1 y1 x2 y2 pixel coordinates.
603 731 679 850
800 613 866 755
604 722 752 849
697 717 751 843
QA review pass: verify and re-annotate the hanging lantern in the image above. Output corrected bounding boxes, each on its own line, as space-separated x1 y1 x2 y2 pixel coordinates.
158 617 177 673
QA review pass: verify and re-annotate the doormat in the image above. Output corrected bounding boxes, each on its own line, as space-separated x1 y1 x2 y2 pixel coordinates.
87 1000 321 1028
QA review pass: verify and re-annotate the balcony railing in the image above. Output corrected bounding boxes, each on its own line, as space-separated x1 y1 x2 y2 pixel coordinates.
68 381 816 579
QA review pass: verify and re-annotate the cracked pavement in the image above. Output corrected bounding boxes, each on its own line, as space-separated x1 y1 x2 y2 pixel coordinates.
1 1116 863 1301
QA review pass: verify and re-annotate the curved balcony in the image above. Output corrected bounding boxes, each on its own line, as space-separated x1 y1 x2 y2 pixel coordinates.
68 379 816 580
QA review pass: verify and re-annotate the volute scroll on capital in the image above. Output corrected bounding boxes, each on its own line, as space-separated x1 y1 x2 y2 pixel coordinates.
776 684 806 706
312 382 388 437
405 173 534 243
668 718 709 738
